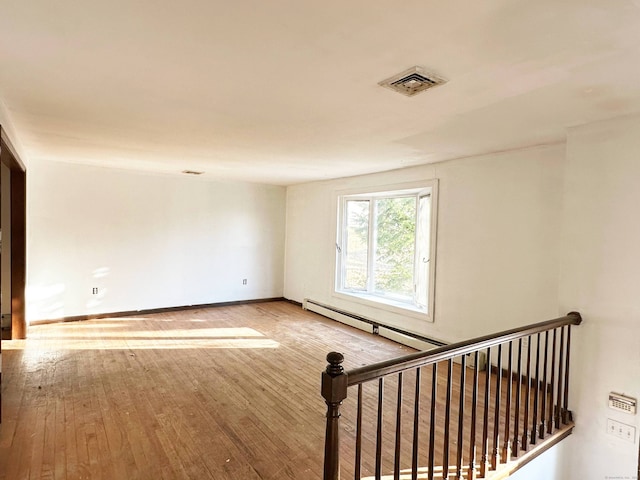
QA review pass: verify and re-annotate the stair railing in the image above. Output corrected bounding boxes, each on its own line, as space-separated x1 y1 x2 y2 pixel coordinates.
321 312 582 480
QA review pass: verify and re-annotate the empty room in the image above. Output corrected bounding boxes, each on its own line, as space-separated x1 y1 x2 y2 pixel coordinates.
1 1 640 479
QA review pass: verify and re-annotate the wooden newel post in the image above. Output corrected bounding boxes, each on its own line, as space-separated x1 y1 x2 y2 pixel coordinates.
322 352 348 480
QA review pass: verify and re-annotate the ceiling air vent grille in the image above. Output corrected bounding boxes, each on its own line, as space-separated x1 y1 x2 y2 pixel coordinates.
379 66 446 97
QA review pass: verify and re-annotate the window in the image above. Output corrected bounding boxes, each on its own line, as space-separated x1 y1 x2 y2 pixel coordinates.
335 182 437 320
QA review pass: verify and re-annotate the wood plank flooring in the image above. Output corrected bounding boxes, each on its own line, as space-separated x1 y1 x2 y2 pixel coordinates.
0 301 415 480
0 301 567 480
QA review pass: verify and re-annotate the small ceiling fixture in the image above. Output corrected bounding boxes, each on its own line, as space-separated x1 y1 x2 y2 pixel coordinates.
182 170 205 175
378 66 447 97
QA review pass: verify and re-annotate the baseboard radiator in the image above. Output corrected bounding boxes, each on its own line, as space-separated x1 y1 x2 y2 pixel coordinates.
303 298 445 349
304 298 488 370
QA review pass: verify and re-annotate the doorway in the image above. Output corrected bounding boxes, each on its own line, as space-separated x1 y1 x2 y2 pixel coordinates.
0 125 27 424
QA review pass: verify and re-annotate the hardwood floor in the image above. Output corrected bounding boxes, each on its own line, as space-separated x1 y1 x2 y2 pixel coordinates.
0 301 569 480
0 301 416 480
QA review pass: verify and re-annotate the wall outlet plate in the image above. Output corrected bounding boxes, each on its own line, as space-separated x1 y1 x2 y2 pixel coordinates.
607 418 636 443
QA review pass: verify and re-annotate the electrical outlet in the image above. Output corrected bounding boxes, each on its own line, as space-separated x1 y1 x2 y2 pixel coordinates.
606 418 636 443
242 279 247 285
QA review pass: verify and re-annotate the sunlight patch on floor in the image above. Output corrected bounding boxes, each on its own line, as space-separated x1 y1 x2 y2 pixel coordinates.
58 337 280 349
2 337 279 350
36 326 266 339
4 324 279 350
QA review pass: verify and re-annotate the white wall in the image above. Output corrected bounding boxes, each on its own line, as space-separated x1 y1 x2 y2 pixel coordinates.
508 435 574 480
557 114 640 479
27 159 286 321
284 144 565 342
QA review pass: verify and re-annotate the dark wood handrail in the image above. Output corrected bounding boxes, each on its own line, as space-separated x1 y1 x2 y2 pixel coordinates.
321 311 583 480
346 312 582 386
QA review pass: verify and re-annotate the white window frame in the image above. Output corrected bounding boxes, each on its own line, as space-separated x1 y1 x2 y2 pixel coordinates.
333 180 438 322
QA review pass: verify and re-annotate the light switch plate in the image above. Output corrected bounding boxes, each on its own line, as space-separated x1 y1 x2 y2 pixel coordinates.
607 418 636 443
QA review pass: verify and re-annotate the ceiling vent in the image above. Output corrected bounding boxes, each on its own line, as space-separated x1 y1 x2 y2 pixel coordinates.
182 170 204 175
379 66 446 97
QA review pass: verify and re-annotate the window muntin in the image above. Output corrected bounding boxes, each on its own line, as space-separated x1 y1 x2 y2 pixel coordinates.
336 185 436 317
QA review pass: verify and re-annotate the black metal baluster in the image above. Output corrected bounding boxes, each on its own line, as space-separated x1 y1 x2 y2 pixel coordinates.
456 355 467 480
502 341 513 463
555 326 565 429
513 339 523 458
355 384 363 480
468 351 479 480
412 368 421 480
376 378 384 480
539 331 550 439
547 329 557 435
491 344 502 470
428 363 437 480
531 334 541 445
522 337 531 452
394 372 403 480
480 347 491 478
562 325 573 424
443 359 453 480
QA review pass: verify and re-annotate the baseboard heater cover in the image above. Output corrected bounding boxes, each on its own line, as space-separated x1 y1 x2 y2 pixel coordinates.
303 299 487 369
303 298 445 351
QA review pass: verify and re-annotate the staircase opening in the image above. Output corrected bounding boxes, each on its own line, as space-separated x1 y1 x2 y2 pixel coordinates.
321 312 582 479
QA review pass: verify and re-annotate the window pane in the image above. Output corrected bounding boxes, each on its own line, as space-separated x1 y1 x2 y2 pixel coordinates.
373 197 416 299
415 195 431 309
344 200 369 291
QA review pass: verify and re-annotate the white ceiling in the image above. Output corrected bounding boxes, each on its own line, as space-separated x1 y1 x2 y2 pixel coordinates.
1 0 640 185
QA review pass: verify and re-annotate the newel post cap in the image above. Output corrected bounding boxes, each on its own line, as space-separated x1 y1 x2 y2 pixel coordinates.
321 352 348 403
325 352 344 376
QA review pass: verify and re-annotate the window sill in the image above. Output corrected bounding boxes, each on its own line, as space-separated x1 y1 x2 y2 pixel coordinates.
333 290 431 322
